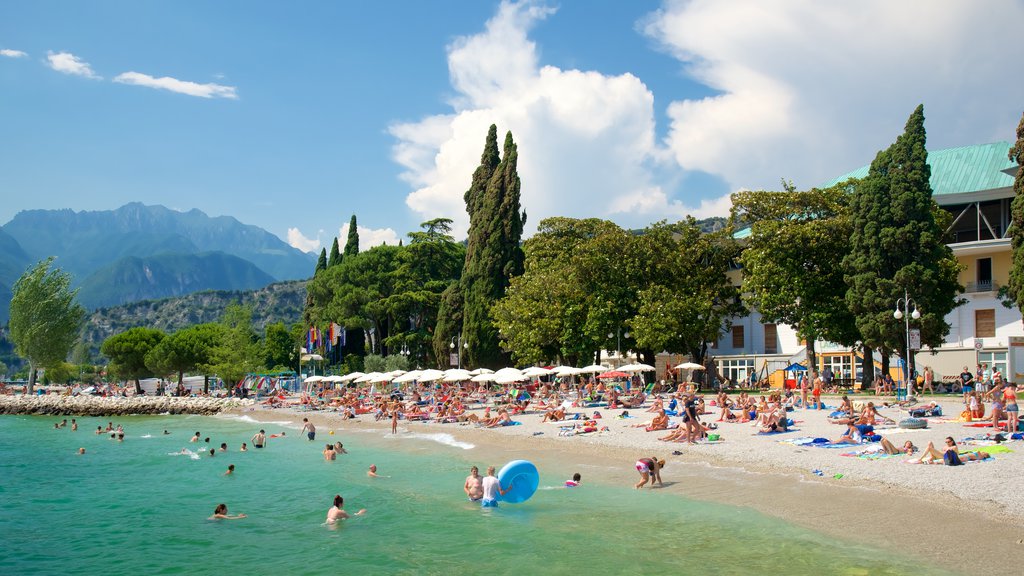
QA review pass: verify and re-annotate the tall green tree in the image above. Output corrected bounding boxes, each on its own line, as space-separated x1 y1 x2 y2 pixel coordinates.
344 215 360 257
460 127 526 368
8 258 87 393
204 304 262 389
1007 112 1024 316
327 237 342 268
315 248 328 276
101 327 166 392
144 323 222 387
843 105 962 386
262 321 298 370
732 182 861 371
433 283 464 368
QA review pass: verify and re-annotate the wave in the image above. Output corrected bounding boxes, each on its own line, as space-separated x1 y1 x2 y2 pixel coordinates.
216 414 299 429
168 449 201 460
390 432 475 450
140 434 153 438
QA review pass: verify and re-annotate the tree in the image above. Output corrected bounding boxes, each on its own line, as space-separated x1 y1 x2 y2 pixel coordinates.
433 283 463 368
732 183 861 372
101 327 166 392
843 105 963 387
204 304 262 390
315 248 328 276
461 127 526 368
8 258 87 393
344 214 360 257
145 323 223 388
262 321 298 371
1007 112 1024 317
327 237 342 268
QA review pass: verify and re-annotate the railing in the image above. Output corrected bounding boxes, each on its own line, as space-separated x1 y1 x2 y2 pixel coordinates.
964 281 998 293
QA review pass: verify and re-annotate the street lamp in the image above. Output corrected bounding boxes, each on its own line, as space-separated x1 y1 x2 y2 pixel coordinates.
450 336 468 369
893 288 921 400
607 328 630 367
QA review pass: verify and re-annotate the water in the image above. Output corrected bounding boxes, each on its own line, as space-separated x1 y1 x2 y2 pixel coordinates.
0 414 950 575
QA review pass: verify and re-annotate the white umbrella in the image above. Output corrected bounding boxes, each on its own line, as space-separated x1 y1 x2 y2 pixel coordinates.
303 375 325 383
620 363 656 372
339 372 365 383
579 364 609 373
674 362 704 370
301 353 323 362
443 369 474 381
521 366 553 377
553 366 584 376
469 368 494 376
356 372 383 383
494 367 525 378
369 372 394 383
325 375 345 383
470 373 498 382
417 369 446 382
393 370 423 383
495 372 529 384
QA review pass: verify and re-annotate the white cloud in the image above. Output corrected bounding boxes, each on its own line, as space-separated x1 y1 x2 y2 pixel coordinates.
45 51 101 79
339 223 401 252
113 71 238 99
1 48 27 58
287 228 322 253
644 0 1024 192
390 0 705 237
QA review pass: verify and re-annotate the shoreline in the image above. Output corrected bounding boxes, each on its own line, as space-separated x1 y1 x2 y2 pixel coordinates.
224 399 1024 575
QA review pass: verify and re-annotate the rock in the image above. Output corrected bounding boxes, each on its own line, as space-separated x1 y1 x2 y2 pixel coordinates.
0 394 253 416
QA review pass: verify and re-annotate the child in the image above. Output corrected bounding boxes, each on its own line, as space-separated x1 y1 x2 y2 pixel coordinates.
565 472 581 487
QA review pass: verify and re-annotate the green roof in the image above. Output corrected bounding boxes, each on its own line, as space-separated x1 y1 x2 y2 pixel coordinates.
821 141 1016 195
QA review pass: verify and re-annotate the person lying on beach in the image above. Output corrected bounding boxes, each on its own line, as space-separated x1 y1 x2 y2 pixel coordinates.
326 495 365 523
911 437 989 465
880 438 917 455
485 410 512 428
209 503 246 520
618 393 646 409
646 398 664 413
630 410 669 431
542 407 567 422
634 457 664 489
658 426 688 442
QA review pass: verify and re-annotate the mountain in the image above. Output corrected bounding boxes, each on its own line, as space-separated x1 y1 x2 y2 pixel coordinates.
0 228 31 324
81 280 307 352
76 251 277 309
3 203 315 282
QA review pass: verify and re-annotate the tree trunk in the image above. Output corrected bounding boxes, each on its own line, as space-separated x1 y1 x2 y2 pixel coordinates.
806 338 817 375
861 344 874 390
880 348 890 383
134 378 142 395
27 365 37 395
177 370 184 385
204 375 210 395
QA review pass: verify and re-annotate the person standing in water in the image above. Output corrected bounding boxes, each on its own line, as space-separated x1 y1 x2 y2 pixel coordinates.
251 430 266 448
464 466 484 502
480 466 512 507
301 418 316 441
325 495 365 523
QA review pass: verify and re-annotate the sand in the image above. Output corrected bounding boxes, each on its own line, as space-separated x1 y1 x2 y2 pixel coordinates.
228 394 1024 575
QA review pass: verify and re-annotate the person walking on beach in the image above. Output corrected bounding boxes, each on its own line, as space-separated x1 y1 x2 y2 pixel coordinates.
252 430 266 448
481 466 512 507
301 418 316 441
634 457 664 489
812 371 823 410
464 466 484 502
326 495 365 523
684 393 703 443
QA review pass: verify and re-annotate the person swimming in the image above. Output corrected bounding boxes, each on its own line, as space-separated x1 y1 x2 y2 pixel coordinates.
325 495 365 523
209 503 246 520
565 473 582 487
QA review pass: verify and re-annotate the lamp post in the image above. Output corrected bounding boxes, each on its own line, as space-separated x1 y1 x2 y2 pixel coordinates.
450 336 468 369
607 328 630 368
893 288 921 400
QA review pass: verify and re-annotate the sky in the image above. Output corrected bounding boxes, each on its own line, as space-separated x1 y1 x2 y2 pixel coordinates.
2 0 1023 253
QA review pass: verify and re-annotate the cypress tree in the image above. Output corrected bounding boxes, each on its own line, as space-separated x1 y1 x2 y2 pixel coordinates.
843 105 962 386
460 127 526 368
315 248 327 276
344 215 360 257
1006 112 1024 316
328 237 342 268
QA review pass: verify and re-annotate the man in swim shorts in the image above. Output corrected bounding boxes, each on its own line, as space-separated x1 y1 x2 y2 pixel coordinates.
301 418 316 441
251 429 266 448
480 466 512 507
464 466 484 501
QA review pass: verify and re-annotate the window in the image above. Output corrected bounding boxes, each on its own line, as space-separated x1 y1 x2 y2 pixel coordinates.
821 354 853 381
717 359 755 387
764 324 778 354
731 325 744 349
977 258 992 288
975 309 995 339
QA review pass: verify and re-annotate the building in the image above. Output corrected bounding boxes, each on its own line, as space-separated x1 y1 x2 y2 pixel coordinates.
713 141 1022 388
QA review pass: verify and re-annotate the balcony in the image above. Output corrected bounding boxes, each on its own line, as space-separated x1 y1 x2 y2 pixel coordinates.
964 280 998 293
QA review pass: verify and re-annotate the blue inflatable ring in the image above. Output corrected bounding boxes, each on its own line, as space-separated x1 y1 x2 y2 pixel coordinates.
497 460 539 504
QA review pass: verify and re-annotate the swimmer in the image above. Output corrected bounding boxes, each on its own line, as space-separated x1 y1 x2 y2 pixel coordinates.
270 432 286 438
209 503 246 520
252 430 266 448
106 422 114 432
334 442 348 454
565 473 582 487
367 464 385 478
480 466 512 507
325 495 365 523
209 449 216 457
301 418 316 441
163 430 171 435
323 444 336 461
240 443 248 452
464 466 484 501
190 432 200 443
71 419 77 431
77 447 86 455
117 432 124 442
219 443 228 452
204 437 210 444
95 426 103 435
634 457 664 489
224 464 234 476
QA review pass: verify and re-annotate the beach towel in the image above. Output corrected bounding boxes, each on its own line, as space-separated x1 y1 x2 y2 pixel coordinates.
756 428 798 436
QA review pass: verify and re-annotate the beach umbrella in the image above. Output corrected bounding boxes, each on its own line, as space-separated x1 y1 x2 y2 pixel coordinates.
303 375 325 383
597 370 629 379
471 373 498 382
619 363 656 372
301 353 324 362
494 367 525 378
393 370 423 383
417 369 446 382
325 375 345 383
355 372 383 383
469 368 494 376
443 369 473 381
553 366 584 376
521 366 553 377
495 372 529 384
339 372 365 383
579 364 609 373
674 362 704 370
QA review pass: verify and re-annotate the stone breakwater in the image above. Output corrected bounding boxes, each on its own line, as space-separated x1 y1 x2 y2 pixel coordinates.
0 395 254 416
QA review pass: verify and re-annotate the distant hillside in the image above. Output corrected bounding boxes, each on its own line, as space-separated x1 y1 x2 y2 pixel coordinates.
81 280 307 350
3 202 315 282
76 252 277 309
0 228 31 324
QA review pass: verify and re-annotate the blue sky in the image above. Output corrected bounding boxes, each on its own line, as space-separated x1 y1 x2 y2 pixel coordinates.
2 1 1023 252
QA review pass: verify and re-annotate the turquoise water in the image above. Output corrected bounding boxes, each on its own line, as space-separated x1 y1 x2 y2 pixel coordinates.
0 414 949 575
